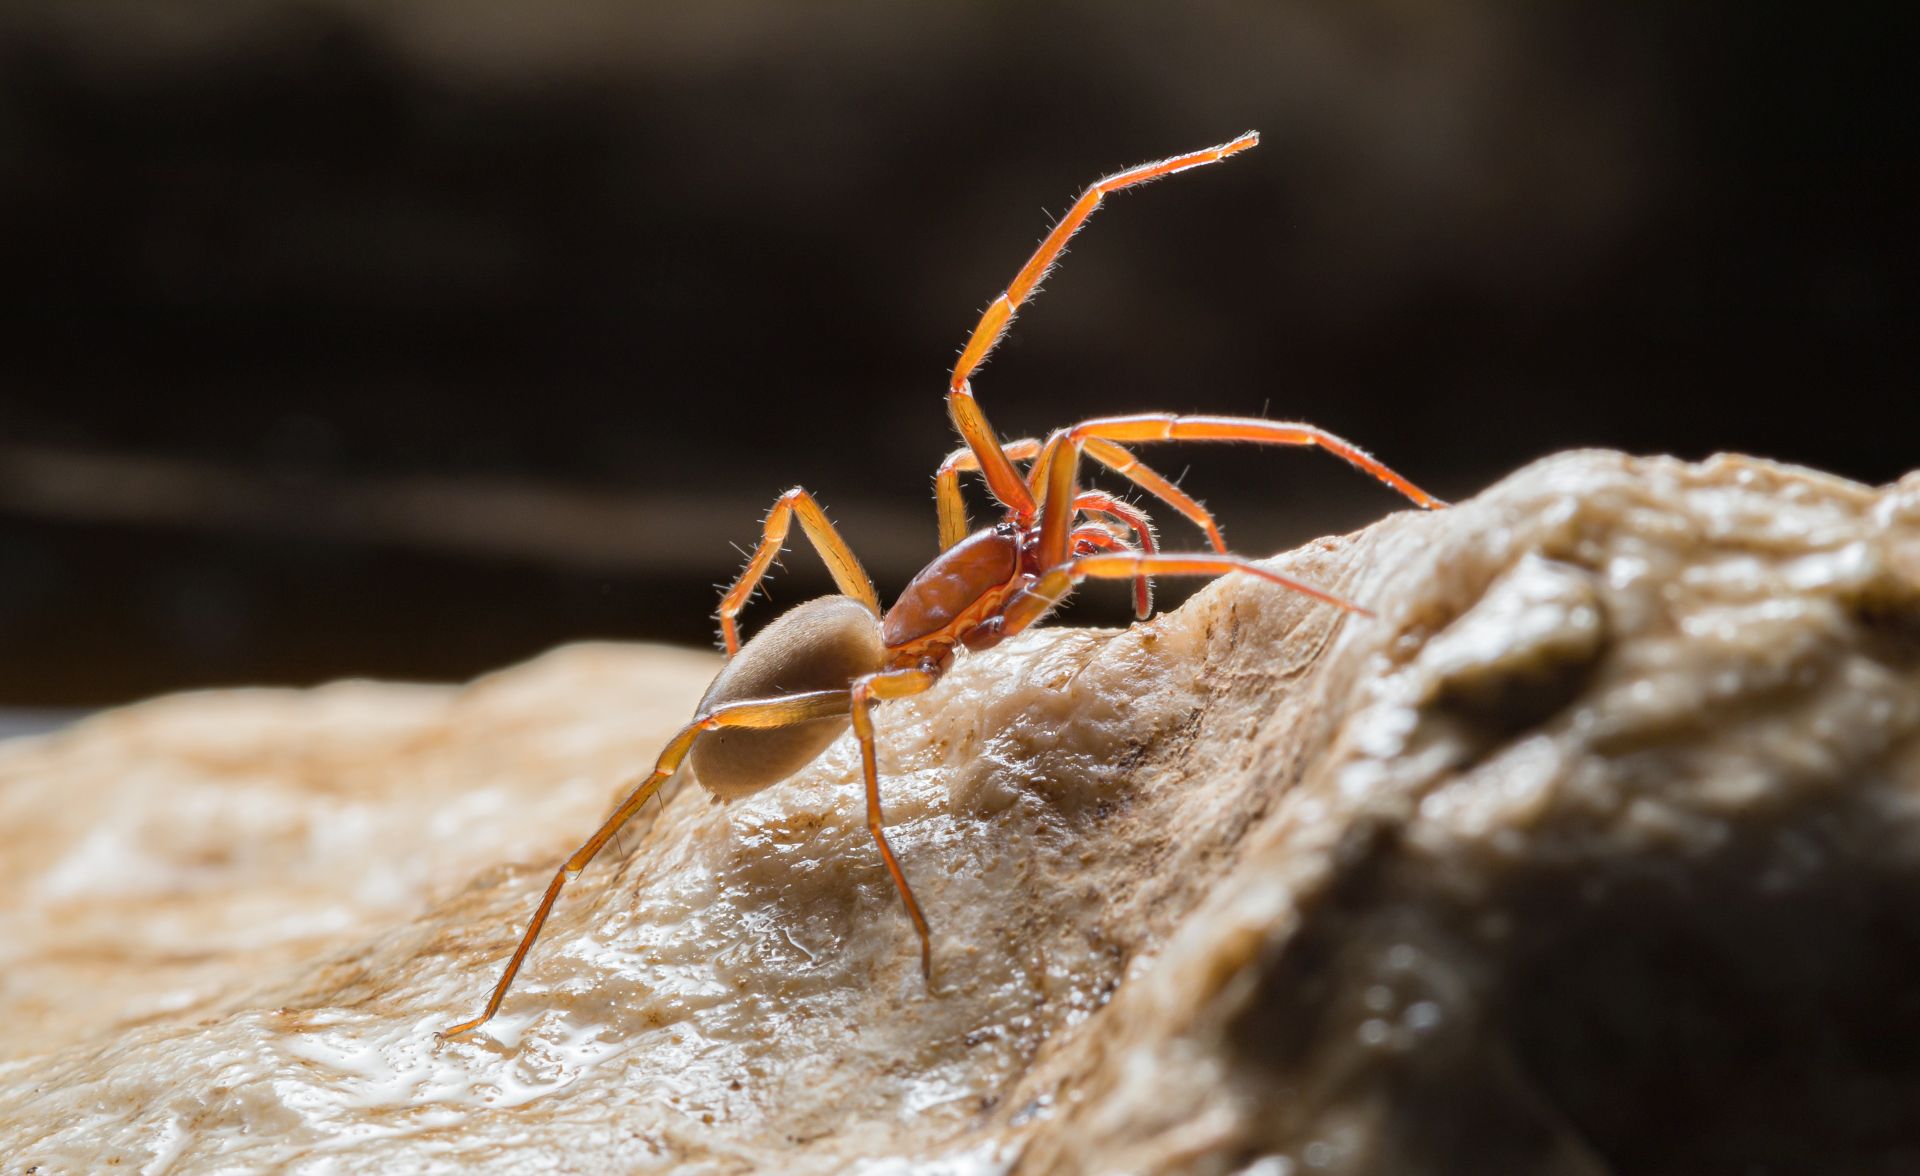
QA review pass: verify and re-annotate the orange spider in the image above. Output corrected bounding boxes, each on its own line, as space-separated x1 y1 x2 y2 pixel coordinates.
442 131 1441 1038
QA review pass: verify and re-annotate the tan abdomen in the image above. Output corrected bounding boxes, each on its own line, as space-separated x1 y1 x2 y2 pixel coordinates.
690 595 885 802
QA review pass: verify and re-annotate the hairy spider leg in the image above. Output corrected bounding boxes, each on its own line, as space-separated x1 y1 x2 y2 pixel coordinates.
945 132 1262 524
1001 552 1370 640
1064 524 1155 618
716 487 881 656
849 666 943 979
1071 489 1160 618
936 438 1042 550
1033 415 1446 568
440 688 856 1039
936 436 1217 554
1080 438 1228 553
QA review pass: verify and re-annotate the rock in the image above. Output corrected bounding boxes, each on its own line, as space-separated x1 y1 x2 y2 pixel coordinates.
4 450 1920 1174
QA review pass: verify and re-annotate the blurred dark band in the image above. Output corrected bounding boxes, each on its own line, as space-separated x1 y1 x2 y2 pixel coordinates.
0 2 1912 705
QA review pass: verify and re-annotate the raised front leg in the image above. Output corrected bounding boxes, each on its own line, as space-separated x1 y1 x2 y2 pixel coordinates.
943 132 1262 522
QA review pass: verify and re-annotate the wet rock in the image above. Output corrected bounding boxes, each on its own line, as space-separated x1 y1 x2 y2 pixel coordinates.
3 451 1919 1174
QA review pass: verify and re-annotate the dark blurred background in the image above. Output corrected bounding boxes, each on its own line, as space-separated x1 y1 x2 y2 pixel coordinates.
0 1 1914 708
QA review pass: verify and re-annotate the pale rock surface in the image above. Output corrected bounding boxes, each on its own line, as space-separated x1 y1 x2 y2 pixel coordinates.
3 451 1919 1174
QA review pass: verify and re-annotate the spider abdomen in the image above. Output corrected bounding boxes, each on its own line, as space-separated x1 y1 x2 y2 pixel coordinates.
691 595 885 801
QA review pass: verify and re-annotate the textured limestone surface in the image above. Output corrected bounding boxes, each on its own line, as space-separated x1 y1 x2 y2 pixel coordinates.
4 451 1920 1174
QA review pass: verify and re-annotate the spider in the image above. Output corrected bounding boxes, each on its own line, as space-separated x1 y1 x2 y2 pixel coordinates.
442 131 1441 1038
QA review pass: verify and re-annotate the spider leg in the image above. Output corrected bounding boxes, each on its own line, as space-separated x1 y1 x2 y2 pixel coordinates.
947 382 1035 522
936 436 1218 556
936 438 1041 550
717 487 880 656
849 665 943 981
945 132 1261 524
1032 414 1444 567
1081 437 1226 553
1072 489 1159 618
1000 550 1368 639
440 688 855 1039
